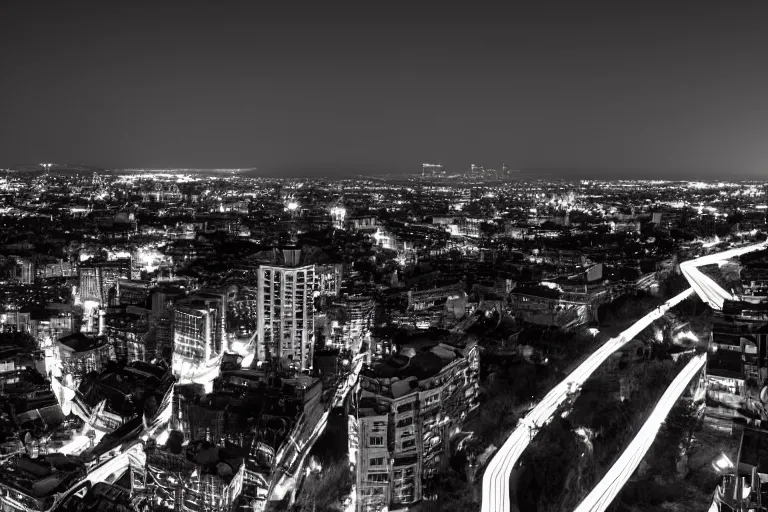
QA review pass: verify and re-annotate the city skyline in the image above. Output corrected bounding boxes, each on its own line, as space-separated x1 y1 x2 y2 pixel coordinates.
3 1 768 180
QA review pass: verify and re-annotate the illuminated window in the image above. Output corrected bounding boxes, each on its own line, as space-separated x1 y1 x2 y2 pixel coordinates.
396 417 413 428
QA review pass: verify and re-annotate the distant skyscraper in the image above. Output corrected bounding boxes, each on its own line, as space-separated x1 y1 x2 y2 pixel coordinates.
422 163 445 177
257 253 315 370
130 249 142 280
78 261 131 306
16 258 34 284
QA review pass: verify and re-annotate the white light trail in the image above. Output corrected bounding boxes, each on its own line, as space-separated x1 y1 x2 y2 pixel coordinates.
566 243 768 511
573 354 706 512
680 241 768 310
674 330 698 343
268 356 364 502
481 288 694 512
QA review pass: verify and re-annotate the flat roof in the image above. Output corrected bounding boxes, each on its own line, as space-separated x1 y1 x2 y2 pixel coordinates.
739 428 768 475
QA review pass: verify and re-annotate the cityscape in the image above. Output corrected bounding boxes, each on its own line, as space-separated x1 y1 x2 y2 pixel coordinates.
0 167 765 512
3 2 768 512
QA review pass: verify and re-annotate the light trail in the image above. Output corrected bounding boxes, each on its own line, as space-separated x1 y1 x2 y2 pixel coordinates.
567 242 768 511
679 242 767 310
481 242 768 512
269 356 364 502
52 441 145 509
480 288 694 512
572 354 706 512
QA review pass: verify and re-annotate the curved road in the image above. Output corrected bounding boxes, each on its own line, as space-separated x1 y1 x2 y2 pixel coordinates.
481 241 768 512
572 354 706 512
480 288 694 512
568 241 767 512
680 242 767 310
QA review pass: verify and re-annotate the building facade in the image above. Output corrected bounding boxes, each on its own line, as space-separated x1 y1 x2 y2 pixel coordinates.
171 302 219 382
78 261 131 306
256 264 316 370
355 340 480 511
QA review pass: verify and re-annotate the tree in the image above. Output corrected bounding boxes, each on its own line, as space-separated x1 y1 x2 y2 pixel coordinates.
649 399 700 476
473 392 519 446
522 415 581 512
291 459 352 512
0 331 38 351
420 468 477 512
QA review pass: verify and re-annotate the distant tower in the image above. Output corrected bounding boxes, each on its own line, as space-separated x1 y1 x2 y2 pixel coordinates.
422 163 444 177
285 198 300 244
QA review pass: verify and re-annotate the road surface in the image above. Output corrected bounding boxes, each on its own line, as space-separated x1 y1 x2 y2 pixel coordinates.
568 242 768 511
572 354 706 512
481 242 768 512
480 288 695 512
268 355 364 503
680 242 767 310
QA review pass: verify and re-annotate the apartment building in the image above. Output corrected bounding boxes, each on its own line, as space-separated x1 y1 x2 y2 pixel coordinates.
256 253 315 370
354 337 479 511
78 260 131 306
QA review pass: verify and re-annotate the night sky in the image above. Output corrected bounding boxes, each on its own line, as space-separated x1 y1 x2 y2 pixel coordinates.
2 1 768 179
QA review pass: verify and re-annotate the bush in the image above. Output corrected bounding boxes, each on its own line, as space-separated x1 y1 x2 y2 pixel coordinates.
291 459 352 512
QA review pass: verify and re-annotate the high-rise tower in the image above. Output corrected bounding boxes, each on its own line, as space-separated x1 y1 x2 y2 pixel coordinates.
256 251 315 371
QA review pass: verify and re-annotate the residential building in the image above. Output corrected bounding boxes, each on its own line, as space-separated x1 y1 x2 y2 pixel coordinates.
354 337 480 511
256 255 315 370
316 263 343 297
144 439 245 512
509 285 590 329
78 260 131 306
0 454 86 512
52 332 112 391
41 259 76 279
422 163 445 177
171 300 220 384
16 258 34 285
117 279 152 306
349 216 378 233
104 306 151 363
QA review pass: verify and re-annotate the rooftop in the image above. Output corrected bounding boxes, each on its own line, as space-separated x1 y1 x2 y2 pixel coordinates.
364 340 465 385
56 333 107 353
739 428 768 476
149 439 245 484
0 453 86 498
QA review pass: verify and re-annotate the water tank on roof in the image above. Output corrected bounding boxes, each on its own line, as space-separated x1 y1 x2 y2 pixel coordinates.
760 386 768 403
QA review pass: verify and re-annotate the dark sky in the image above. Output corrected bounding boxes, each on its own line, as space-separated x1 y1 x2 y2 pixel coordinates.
2 1 768 179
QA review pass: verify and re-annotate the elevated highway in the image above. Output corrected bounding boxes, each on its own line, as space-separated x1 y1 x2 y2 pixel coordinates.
481 241 768 512
481 288 694 512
